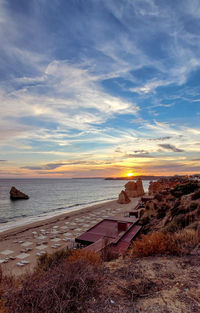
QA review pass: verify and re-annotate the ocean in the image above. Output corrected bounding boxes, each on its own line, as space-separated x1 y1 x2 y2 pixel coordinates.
0 178 150 232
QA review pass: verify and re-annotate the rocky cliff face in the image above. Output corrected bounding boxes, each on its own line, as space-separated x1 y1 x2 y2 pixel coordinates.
138 181 200 233
148 178 188 195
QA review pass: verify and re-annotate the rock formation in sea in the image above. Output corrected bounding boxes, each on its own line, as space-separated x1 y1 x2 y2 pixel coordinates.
10 186 29 200
117 190 130 204
124 178 145 198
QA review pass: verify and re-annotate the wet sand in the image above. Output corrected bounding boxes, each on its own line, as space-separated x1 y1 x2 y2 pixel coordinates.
0 197 140 276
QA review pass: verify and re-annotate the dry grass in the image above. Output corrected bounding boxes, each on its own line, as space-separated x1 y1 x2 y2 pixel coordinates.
0 266 7 313
2 259 102 313
67 249 101 265
0 248 105 313
173 228 200 255
129 229 199 258
37 248 71 271
129 232 175 258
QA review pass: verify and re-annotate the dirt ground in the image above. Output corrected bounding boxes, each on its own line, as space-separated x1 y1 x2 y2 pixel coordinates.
87 255 200 313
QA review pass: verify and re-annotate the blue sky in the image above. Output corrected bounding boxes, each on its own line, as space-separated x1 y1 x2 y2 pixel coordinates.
0 0 200 177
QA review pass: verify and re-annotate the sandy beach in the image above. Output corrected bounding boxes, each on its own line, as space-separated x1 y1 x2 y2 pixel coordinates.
0 197 140 276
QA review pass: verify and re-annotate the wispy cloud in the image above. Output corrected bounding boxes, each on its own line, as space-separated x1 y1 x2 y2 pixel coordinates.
125 153 154 158
159 144 184 153
130 80 171 94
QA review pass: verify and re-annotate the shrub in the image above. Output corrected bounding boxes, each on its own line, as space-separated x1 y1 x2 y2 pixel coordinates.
101 246 119 261
154 203 158 210
154 193 162 201
67 249 101 265
129 229 199 258
0 266 2 285
173 229 199 255
163 219 180 233
0 266 7 313
129 232 177 258
171 182 199 198
186 221 200 231
192 190 200 200
139 216 150 226
157 204 168 219
174 214 190 228
37 248 102 271
5 259 102 313
170 200 181 217
0 299 7 313
37 248 71 271
164 214 193 233
125 277 160 302
189 202 198 211
157 209 166 219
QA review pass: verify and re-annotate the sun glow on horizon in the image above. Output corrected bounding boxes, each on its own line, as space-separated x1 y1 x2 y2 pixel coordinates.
126 172 134 177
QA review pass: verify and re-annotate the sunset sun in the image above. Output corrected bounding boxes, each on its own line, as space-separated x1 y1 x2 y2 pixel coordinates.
126 172 134 177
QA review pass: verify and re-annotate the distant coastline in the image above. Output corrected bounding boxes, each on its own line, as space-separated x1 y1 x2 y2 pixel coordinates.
105 175 165 181
105 174 200 181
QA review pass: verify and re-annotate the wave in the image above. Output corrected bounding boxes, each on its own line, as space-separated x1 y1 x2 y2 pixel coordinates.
0 218 8 223
52 197 116 212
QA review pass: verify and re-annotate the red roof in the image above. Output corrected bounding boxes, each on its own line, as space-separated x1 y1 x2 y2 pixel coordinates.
75 216 141 254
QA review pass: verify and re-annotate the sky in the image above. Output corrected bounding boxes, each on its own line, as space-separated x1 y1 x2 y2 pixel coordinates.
0 0 200 178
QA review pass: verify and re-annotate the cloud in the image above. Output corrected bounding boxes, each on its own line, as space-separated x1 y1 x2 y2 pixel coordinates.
0 59 139 149
134 150 148 153
21 161 88 171
148 136 172 141
115 147 122 153
37 170 76 175
21 163 65 171
125 152 154 158
192 99 200 102
144 163 200 173
0 1 200 177
21 159 114 171
159 144 184 153
130 80 171 94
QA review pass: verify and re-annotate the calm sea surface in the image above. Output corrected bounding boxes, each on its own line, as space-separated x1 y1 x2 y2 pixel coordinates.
0 178 150 231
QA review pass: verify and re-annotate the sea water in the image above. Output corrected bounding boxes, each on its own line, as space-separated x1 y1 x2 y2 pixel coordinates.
0 178 150 231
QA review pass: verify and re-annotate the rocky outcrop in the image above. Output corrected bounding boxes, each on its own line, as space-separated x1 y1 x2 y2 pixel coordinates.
149 179 183 195
10 186 29 200
125 178 145 198
138 181 200 233
149 180 175 196
117 190 130 204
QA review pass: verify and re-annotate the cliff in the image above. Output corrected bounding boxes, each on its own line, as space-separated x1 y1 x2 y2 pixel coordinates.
139 180 200 234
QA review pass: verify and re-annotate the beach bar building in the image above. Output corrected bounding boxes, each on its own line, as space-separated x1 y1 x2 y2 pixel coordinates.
75 216 141 255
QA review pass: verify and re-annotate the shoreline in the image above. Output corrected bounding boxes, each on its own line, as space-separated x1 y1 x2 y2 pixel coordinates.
0 197 140 276
0 197 140 239
0 197 117 236
0 199 118 239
